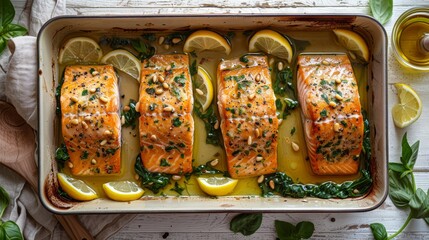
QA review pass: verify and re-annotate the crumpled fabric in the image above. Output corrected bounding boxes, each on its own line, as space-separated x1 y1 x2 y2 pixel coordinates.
0 0 137 239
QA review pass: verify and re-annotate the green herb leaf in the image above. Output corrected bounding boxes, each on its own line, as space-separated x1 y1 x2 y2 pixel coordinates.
121 99 140 129
170 182 184 195
409 188 429 219
160 158 171 167
131 39 155 60
135 155 171 194
0 221 23 240
192 162 225 176
275 220 314 240
0 186 10 218
388 170 414 208
369 0 393 25
275 220 295 240
370 223 388 240
295 221 314 239
194 103 222 146
55 144 70 169
229 213 262 236
0 0 15 27
388 162 407 173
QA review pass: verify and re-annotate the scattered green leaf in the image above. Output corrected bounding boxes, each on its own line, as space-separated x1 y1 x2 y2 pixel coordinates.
369 0 393 25
0 0 28 55
230 213 262 236
370 223 388 240
275 220 314 240
121 99 140 129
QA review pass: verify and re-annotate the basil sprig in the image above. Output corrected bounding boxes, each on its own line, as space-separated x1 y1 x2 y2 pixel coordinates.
275 220 314 240
370 133 429 240
0 0 28 55
0 186 24 240
369 0 393 25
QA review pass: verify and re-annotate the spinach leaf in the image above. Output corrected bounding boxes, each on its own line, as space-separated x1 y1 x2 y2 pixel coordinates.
370 223 388 240
55 144 70 170
273 66 298 119
0 0 28 55
230 213 262 236
121 99 140 129
131 39 155 60
369 0 393 25
170 182 184 195
0 0 14 27
388 170 414 208
0 186 10 218
134 155 171 194
192 161 225 176
1 221 23 240
409 188 429 219
193 103 222 146
275 220 314 240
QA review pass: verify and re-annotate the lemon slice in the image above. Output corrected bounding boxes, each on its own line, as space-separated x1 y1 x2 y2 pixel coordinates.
196 176 238 196
101 49 141 81
57 173 97 201
102 181 144 201
392 83 422 128
183 30 231 55
194 66 214 111
59 37 103 64
248 29 293 63
333 29 369 62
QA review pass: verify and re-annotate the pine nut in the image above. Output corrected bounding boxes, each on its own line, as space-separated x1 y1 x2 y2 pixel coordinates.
335 79 342 84
254 128 260 138
104 130 112 136
68 162 74 169
163 106 174 112
335 94 343 101
81 121 88 129
353 189 360 194
172 38 182 44
135 102 140 112
89 88 96 93
158 75 165 82
121 115 125 125
195 88 204 96
150 134 157 141
155 88 164 95
71 119 79 125
91 70 99 76
257 175 265 184
100 139 107 146
163 82 169 89
214 120 219 130
152 74 158 83
124 105 130 111
277 61 284 71
163 44 170 50
84 116 91 121
172 175 182 181
210 159 219 167
248 136 252 145
248 93 255 100
329 101 337 108
158 36 165 45
91 159 97 165
255 74 261 82
269 180 275 189
256 156 263 162
100 96 109 103
322 60 330 65
71 96 79 102
165 65 171 71
291 141 300 151
134 174 140 180
334 122 341 132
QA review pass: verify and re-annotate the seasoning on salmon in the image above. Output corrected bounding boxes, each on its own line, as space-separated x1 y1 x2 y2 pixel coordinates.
217 55 278 178
297 54 364 175
138 54 194 174
61 65 121 175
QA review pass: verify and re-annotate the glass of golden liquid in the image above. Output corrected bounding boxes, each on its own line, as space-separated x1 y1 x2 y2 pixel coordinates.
391 7 429 71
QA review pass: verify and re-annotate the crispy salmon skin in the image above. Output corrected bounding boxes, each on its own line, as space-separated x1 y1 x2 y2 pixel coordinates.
138 54 194 174
61 65 121 175
217 55 278 178
297 54 364 175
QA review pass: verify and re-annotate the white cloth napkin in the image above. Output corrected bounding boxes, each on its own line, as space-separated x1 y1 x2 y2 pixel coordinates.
0 0 137 239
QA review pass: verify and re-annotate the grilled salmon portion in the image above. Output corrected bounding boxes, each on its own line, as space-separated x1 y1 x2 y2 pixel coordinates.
138 54 194 174
218 55 278 178
297 54 363 175
61 65 121 175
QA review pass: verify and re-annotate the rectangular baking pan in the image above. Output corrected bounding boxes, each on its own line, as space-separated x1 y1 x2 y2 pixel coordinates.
38 15 388 214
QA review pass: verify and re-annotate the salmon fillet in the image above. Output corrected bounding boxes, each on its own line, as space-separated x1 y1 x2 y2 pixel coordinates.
61 65 121 175
217 55 278 178
297 54 363 175
138 54 194 174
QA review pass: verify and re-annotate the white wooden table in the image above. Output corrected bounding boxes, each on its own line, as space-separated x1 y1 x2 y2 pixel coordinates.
13 0 429 239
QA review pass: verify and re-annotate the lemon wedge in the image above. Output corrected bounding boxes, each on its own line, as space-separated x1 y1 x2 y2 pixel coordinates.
102 181 144 201
183 30 231 55
59 37 103 65
57 173 98 201
194 66 214 111
248 29 293 63
101 49 141 81
196 176 238 196
392 83 422 128
333 29 369 62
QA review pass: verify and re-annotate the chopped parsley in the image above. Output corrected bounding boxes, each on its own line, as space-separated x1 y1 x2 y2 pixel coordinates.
160 158 171 167
320 109 328 118
172 117 182 127
82 89 88 96
80 150 89 159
